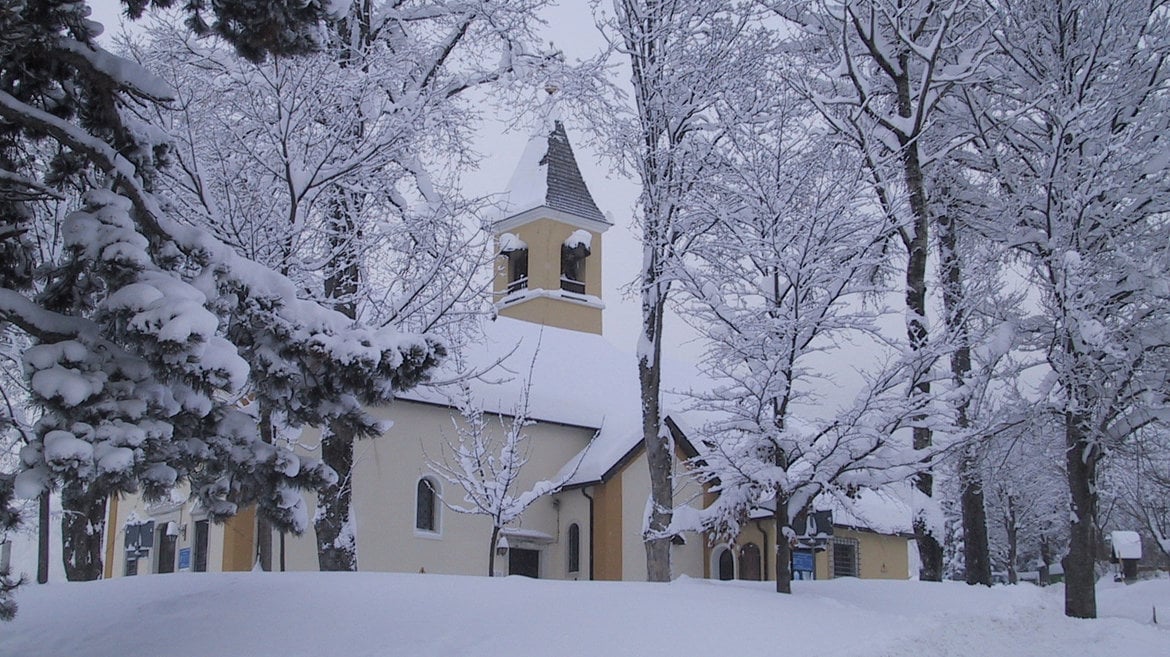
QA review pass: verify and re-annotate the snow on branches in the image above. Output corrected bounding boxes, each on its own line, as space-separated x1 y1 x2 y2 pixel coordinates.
426 372 577 576
0 0 446 588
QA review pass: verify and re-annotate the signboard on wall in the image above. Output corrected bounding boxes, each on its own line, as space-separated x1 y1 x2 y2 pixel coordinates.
792 549 815 574
178 547 191 571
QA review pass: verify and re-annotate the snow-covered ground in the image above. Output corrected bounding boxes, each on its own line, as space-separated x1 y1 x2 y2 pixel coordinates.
3 572 1166 657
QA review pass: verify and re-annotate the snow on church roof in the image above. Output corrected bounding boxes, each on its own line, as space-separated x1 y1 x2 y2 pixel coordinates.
397 316 699 487
500 121 608 225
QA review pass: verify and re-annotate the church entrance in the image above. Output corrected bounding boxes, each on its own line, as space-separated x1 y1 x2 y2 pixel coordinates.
508 548 540 578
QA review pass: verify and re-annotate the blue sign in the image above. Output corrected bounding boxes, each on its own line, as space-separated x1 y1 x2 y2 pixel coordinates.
178 547 191 571
792 550 815 573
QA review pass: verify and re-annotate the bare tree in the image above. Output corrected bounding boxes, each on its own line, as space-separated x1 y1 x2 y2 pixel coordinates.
604 0 762 583
774 0 993 581
963 0 1170 617
427 371 579 576
127 0 557 570
675 76 922 593
1104 429 1170 562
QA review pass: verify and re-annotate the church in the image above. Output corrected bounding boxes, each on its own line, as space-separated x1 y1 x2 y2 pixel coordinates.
101 121 913 584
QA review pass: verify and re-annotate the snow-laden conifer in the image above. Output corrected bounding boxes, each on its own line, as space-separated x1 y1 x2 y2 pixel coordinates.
0 1 443 591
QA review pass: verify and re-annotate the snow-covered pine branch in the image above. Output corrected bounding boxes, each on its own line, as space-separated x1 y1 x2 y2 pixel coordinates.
0 1 446 587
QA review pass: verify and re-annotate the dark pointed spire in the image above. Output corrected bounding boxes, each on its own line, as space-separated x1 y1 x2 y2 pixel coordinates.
503 121 608 225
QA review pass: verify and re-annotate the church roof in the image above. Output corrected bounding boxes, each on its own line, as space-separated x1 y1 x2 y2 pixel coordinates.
397 316 702 487
501 121 608 225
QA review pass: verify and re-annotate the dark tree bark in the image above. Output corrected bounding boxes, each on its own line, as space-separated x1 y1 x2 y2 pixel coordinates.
639 297 673 582
60 485 104 581
1063 407 1100 618
1001 493 1019 584
774 494 792 594
488 525 501 577
1038 532 1053 586
256 514 273 571
960 449 992 585
36 490 49 584
255 405 275 571
316 423 358 572
938 208 991 586
902 144 942 581
314 6 368 572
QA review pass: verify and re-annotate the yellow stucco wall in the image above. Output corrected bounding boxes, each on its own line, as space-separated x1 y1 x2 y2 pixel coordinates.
105 485 235 577
610 448 706 581
279 400 597 579
494 217 603 334
103 496 119 579
815 527 909 580
846 528 910 579
710 521 910 582
497 295 603 335
221 507 256 572
495 218 603 297
592 477 624 581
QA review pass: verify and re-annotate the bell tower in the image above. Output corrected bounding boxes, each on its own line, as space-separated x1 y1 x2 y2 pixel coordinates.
492 120 609 335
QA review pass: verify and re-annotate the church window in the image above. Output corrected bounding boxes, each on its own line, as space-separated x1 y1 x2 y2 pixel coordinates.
507 250 528 293
416 478 439 533
500 233 528 294
560 230 591 294
567 523 580 573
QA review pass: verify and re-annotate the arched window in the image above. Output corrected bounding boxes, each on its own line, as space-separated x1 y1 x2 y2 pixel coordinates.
739 543 762 581
507 249 528 293
560 237 590 294
717 547 735 581
415 478 438 532
567 523 581 573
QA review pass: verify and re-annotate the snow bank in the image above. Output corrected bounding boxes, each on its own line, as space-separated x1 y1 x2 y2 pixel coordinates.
3 573 1167 657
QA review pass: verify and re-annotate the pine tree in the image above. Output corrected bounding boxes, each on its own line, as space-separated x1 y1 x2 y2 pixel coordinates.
0 0 443 594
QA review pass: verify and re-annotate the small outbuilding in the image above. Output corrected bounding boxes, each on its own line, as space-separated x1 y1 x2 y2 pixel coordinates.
1108 530 1143 583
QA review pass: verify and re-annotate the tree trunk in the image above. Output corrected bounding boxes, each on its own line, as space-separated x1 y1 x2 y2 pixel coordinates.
960 451 991 585
316 190 361 572
256 404 274 571
902 145 942 582
1039 532 1052 586
256 514 272 571
640 288 672 583
60 485 105 581
1006 505 1018 585
1064 409 1099 618
316 425 357 571
774 497 792 594
36 490 49 584
488 525 500 577
938 205 991 586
